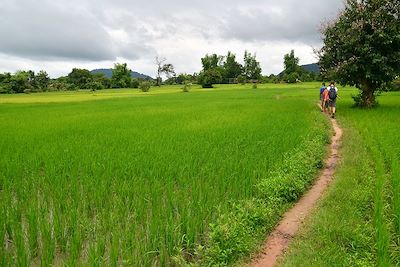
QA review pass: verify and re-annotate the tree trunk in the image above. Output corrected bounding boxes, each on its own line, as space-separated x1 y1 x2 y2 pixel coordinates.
361 81 376 108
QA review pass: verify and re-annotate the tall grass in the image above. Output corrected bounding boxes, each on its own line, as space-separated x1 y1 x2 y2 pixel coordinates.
0 84 328 265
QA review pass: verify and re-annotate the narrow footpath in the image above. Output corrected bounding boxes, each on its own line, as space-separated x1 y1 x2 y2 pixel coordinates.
250 118 343 267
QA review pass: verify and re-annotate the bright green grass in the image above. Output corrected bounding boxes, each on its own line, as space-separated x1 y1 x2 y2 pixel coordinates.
280 90 400 267
0 83 328 265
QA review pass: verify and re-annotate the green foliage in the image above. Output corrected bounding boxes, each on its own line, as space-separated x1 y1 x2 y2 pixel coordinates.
319 0 400 107
237 74 246 85
35 71 50 91
176 73 192 84
284 50 300 76
68 68 92 89
223 52 243 82
200 52 243 84
48 80 68 92
156 57 175 86
139 81 151 92
262 74 280 84
283 50 305 83
111 63 132 88
0 70 51 93
0 72 12 93
389 78 400 92
243 51 262 80
87 81 105 91
198 69 223 88
201 54 224 71
131 78 140 88
182 81 191 92
351 91 379 107
286 72 300 84
92 73 111 89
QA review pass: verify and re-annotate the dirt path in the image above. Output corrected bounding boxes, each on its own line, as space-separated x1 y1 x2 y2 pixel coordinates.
249 118 343 267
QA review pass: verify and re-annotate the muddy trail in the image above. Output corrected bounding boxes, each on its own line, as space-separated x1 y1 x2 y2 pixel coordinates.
249 118 343 267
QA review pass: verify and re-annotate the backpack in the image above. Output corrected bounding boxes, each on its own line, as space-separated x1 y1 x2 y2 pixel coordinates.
328 86 337 100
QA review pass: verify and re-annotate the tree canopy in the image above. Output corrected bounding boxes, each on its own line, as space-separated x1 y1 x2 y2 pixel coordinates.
155 57 175 86
111 63 132 88
319 0 400 107
68 68 92 89
223 52 242 80
283 50 301 83
243 51 262 81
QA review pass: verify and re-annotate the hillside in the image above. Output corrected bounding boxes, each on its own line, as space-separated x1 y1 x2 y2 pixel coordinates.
91 68 153 80
278 63 320 76
300 63 320 74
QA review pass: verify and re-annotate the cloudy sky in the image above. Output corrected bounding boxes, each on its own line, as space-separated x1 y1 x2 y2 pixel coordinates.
0 0 344 78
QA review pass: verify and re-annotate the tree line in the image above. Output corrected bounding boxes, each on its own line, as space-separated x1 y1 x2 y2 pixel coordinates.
0 63 153 94
167 50 320 88
0 50 320 94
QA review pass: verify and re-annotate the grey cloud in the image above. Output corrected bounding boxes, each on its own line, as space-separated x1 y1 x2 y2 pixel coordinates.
93 0 344 45
0 0 152 61
0 0 344 75
218 1 344 44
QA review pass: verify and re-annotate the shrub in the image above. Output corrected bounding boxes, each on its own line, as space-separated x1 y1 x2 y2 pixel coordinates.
131 78 140 88
23 89 31 94
198 69 222 88
252 83 257 89
182 81 191 92
286 72 300 83
48 81 67 91
351 92 379 108
87 81 104 91
139 81 151 92
390 79 400 92
237 75 246 85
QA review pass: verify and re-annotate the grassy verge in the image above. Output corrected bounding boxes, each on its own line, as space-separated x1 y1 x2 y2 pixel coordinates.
278 119 376 266
279 91 400 267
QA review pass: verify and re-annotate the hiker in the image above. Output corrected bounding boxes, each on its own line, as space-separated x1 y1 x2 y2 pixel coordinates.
327 81 338 118
319 82 326 111
322 85 330 113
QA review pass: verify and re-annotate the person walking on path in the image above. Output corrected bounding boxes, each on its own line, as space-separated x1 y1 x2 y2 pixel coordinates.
322 85 330 113
328 81 338 118
319 82 326 111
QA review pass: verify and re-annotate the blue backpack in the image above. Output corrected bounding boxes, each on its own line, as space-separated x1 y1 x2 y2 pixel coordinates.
328 86 337 100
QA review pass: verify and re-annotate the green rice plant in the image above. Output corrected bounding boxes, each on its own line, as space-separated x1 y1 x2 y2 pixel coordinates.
0 83 332 265
391 155 400 239
370 147 390 266
14 223 28 267
27 208 38 259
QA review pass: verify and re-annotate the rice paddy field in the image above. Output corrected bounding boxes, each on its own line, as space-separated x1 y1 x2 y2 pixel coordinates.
280 90 400 266
0 83 330 266
3 83 399 266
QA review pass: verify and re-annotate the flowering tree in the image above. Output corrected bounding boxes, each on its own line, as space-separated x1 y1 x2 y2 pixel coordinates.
319 0 400 107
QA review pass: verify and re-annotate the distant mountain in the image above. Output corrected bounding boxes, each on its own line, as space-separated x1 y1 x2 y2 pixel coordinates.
278 63 320 76
300 63 320 74
91 69 153 80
